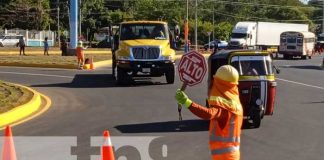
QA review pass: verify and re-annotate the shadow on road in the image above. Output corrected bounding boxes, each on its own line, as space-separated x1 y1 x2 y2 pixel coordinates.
31 74 169 88
115 120 209 133
242 121 261 130
303 100 324 104
115 119 256 133
280 65 323 70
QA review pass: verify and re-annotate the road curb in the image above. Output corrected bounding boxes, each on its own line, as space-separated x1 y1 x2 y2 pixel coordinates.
93 60 112 68
0 50 111 55
0 83 51 129
0 62 77 69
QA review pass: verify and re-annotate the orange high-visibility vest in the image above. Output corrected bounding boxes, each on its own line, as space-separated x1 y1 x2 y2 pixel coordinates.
208 78 243 160
76 47 84 59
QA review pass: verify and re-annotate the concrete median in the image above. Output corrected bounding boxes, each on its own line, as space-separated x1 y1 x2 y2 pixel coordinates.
0 83 51 129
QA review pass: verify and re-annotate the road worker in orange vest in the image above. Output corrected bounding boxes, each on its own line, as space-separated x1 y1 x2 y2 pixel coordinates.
76 41 84 69
76 41 88 69
175 65 243 160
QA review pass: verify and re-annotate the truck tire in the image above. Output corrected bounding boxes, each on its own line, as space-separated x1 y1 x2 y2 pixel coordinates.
251 105 264 128
283 54 288 59
252 112 261 128
112 55 116 78
117 67 132 85
0 43 3 47
116 67 126 85
301 55 307 60
165 66 175 84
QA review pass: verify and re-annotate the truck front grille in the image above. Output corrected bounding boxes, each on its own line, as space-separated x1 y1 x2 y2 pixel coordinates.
132 47 160 59
230 41 239 46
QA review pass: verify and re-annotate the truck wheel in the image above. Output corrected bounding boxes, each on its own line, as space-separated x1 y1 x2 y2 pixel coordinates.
301 55 307 60
308 56 312 59
252 113 261 128
112 60 116 78
283 54 288 59
116 67 126 85
165 66 175 84
112 52 116 78
117 67 132 85
252 106 263 128
0 43 3 47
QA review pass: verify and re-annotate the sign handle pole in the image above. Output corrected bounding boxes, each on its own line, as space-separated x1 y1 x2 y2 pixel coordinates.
178 83 187 121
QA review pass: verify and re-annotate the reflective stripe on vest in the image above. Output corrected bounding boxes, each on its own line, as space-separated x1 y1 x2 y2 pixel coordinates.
211 146 240 155
208 96 241 114
210 115 240 143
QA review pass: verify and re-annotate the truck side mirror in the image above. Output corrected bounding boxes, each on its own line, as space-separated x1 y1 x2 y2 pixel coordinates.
112 34 119 51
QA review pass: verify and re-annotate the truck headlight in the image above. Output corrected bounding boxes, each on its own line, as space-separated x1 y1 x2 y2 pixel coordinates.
163 56 173 60
117 56 130 60
256 99 263 106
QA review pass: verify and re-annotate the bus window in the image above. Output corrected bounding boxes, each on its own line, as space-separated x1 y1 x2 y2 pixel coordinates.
280 37 286 43
287 37 296 43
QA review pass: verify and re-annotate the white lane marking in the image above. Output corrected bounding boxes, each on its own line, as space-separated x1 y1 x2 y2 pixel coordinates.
277 78 324 90
0 71 74 79
2 69 323 91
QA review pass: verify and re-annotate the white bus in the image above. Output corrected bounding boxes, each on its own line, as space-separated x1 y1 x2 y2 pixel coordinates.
279 31 315 59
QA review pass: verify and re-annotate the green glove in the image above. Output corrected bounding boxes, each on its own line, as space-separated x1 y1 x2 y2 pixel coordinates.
175 89 192 108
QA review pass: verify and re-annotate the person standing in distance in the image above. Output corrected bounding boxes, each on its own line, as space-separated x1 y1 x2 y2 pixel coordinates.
18 36 26 56
43 37 49 56
175 65 243 160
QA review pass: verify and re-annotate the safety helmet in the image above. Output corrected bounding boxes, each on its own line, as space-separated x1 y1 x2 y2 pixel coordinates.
77 41 83 47
214 65 239 84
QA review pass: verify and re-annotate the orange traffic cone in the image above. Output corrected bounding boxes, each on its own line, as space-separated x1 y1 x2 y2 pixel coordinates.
1 126 17 160
101 130 115 160
90 56 94 70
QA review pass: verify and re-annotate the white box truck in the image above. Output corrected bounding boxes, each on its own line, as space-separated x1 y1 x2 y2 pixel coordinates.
229 22 309 52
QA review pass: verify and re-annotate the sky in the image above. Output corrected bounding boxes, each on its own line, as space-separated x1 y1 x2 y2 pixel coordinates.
300 0 309 4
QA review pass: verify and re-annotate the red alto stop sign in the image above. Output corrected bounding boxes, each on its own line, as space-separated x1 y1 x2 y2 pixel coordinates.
178 51 207 86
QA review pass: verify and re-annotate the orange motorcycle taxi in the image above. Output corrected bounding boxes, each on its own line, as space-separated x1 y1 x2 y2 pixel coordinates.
207 50 279 128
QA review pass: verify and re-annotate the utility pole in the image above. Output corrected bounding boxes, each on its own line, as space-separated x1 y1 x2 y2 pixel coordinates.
57 6 60 48
322 0 324 33
79 0 82 39
212 5 215 41
184 0 189 53
70 0 78 49
195 0 198 51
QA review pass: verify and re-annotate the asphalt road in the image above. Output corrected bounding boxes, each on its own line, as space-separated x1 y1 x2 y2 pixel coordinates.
0 54 323 160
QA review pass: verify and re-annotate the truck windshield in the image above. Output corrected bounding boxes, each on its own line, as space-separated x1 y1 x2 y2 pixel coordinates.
287 37 296 43
317 36 324 41
120 23 168 40
231 33 247 39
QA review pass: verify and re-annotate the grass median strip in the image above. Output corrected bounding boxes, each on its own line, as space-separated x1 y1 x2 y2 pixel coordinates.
0 81 33 113
0 54 111 68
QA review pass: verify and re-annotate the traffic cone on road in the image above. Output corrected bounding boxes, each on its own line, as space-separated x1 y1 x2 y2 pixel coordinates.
1 126 17 160
90 56 94 70
101 130 115 160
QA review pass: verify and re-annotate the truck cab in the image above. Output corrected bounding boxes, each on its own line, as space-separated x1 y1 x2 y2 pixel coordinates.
317 33 324 44
315 33 324 53
229 22 257 49
112 21 176 85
